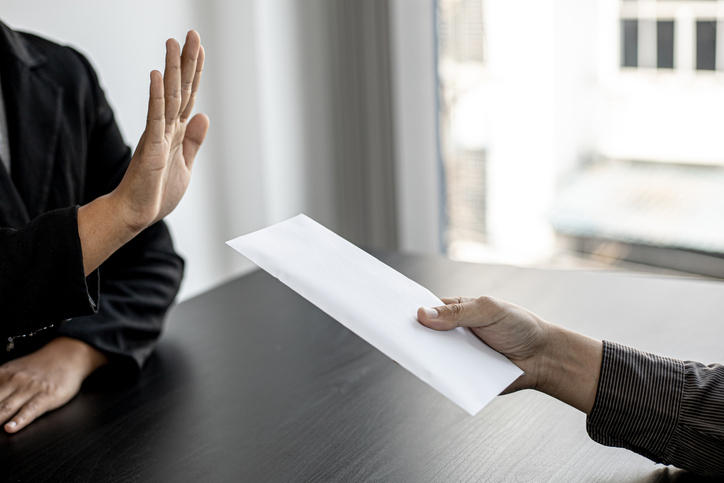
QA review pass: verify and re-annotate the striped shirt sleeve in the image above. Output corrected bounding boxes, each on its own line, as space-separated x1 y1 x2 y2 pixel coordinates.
586 341 724 476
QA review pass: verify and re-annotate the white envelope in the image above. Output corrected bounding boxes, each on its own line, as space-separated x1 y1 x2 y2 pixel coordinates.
226 214 522 415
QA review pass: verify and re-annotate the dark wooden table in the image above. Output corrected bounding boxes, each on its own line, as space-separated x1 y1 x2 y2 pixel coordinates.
3 252 724 482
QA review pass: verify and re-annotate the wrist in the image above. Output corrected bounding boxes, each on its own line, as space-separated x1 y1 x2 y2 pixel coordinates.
535 325 603 414
106 188 151 235
78 193 141 276
45 337 109 378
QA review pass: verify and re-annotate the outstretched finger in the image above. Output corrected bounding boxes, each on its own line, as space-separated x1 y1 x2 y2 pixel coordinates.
180 45 205 122
0 389 32 429
164 38 182 126
145 70 165 143
182 113 210 170
178 31 201 121
4 393 54 433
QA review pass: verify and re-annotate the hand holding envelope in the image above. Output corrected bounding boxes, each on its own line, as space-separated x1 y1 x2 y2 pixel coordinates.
226 214 522 415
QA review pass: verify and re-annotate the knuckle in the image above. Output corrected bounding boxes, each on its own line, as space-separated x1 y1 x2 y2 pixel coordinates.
8 370 30 385
36 379 53 394
45 381 58 394
448 303 464 319
0 402 13 415
24 400 40 414
26 376 43 389
475 295 493 306
476 295 502 314
476 295 508 321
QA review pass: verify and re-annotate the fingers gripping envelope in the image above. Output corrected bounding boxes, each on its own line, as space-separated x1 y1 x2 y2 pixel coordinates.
226 214 522 416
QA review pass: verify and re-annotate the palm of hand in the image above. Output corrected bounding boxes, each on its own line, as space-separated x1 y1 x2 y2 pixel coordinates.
470 305 549 394
153 121 193 224
117 32 208 232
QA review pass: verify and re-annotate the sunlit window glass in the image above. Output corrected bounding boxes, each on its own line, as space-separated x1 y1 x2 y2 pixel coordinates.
437 0 724 278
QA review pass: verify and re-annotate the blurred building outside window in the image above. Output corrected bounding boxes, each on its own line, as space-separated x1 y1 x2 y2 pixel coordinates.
437 0 724 279
438 0 487 247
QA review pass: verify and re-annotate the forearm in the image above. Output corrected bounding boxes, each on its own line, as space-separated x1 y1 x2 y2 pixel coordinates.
509 322 724 475
77 193 139 277
419 296 724 475
535 325 603 414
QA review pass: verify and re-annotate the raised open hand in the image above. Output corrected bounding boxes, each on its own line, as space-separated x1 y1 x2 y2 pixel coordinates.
77 31 209 276
114 30 210 232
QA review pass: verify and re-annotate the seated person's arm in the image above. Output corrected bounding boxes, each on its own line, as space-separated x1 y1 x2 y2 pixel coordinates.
0 32 206 336
418 297 724 477
57 33 189 374
0 32 207 434
2 221 183 433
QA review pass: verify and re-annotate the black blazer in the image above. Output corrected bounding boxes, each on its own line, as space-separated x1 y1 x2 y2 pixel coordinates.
0 21 183 370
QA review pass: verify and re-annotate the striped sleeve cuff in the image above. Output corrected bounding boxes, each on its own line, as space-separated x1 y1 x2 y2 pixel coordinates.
586 341 684 464
662 361 724 476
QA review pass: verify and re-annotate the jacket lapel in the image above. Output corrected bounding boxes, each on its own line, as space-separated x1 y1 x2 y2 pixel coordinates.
0 21 62 224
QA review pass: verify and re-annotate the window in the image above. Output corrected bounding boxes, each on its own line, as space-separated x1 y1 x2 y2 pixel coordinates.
620 0 724 71
696 20 717 70
657 20 674 68
435 0 724 277
621 19 639 67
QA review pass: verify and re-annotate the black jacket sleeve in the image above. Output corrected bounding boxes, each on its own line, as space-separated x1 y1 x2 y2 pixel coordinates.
587 341 724 477
54 49 184 371
0 206 99 335
56 221 183 371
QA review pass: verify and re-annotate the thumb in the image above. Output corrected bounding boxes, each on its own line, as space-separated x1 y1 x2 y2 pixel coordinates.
417 298 480 331
182 113 210 170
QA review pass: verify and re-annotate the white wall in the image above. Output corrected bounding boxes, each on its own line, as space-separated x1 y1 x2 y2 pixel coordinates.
2 0 338 300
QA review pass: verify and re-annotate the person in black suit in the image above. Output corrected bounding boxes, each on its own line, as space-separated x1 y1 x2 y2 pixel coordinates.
0 21 209 433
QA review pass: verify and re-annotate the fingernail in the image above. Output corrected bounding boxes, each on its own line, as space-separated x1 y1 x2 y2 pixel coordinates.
6 421 16 429
423 307 439 319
